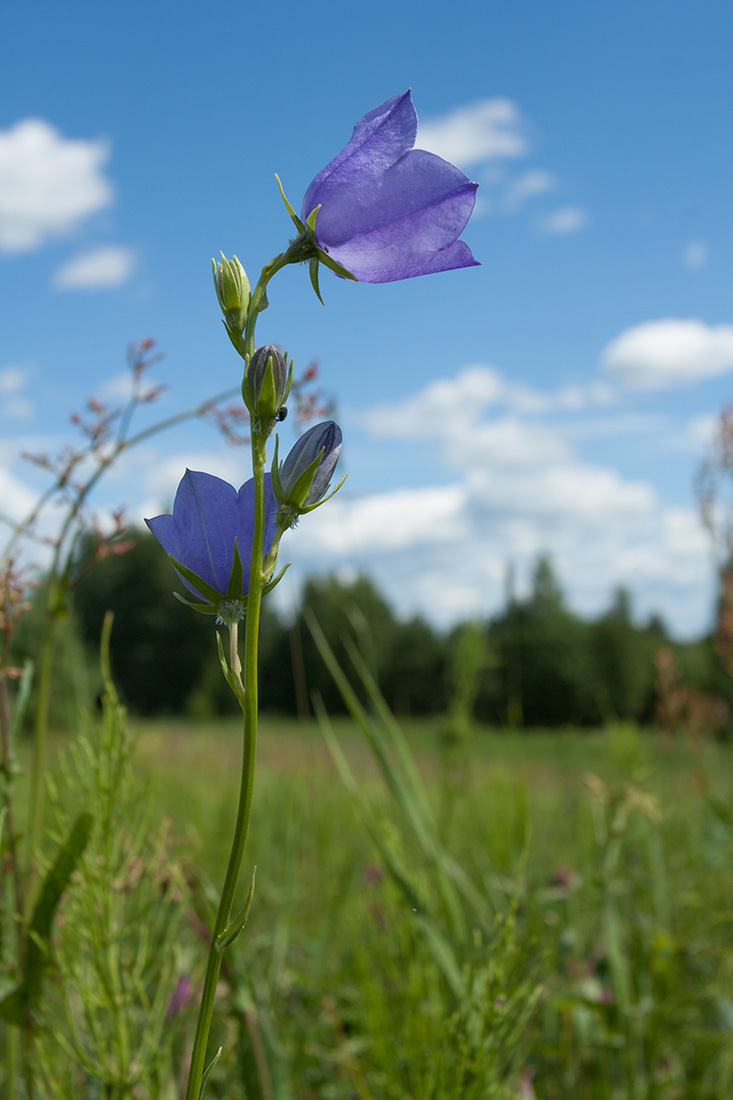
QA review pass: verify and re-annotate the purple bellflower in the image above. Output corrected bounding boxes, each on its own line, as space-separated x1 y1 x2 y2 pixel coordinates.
300 91 479 284
145 470 277 619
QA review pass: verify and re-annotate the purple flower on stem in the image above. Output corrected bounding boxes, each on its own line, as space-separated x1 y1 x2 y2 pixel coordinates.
145 470 277 615
300 91 479 284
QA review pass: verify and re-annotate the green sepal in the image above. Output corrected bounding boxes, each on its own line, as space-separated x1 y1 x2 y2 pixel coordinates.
263 561 291 596
173 592 218 615
0 812 93 1026
216 866 257 950
313 248 358 283
168 555 222 608
226 539 244 599
274 175 358 296
285 450 325 508
275 174 304 233
270 435 285 500
296 471 348 515
309 257 324 305
259 362 278 419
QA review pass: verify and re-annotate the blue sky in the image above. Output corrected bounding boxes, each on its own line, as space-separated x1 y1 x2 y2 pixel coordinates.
1 0 732 636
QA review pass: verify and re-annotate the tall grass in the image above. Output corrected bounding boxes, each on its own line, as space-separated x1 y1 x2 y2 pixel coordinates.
124 716 733 1099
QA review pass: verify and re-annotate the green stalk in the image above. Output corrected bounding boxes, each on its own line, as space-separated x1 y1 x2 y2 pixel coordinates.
183 429 267 1100
184 243 305 1099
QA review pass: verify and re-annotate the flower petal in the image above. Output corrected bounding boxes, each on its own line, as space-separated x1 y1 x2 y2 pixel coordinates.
301 92 479 284
321 174 479 283
301 91 415 221
173 470 239 593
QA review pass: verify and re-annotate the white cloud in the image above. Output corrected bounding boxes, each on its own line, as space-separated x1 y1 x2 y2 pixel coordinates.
293 484 468 556
54 246 135 290
503 169 555 210
0 119 113 252
602 319 733 389
304 364 713 635
362 364 614 441
683 239 708 270
416 98 528 167
538 206 588 235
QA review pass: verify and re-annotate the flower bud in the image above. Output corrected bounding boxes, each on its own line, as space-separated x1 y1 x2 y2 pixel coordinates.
273 420 343 517
212 252 250 336
244 345 291 428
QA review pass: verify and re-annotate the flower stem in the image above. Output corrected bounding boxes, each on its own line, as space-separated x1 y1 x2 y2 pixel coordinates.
184 426 267 1100
185 245 297 1098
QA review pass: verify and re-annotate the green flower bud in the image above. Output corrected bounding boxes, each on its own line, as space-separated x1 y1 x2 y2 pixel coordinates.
244 345 292 430
212 252 250 336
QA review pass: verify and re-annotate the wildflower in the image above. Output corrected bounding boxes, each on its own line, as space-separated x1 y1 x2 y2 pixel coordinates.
272 420 344 522
300 90 479 284
145 470 277 617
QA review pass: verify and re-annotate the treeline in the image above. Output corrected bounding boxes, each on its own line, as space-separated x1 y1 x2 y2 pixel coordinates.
14 530 729 729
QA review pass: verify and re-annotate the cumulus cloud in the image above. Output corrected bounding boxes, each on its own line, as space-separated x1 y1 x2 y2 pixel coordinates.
0 118 113 252
361 364 614 440
54 246 135 290
538 206 588 235
416 98 528 167
602 319 733 389
310 364 711 634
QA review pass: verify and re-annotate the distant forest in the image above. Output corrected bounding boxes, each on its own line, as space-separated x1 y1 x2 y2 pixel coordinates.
13 529 732 733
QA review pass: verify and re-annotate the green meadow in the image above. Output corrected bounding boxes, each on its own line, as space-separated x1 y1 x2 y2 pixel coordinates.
110 716 733 1099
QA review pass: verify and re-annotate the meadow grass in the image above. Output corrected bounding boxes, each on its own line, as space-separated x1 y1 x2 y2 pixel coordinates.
120 717 733 1099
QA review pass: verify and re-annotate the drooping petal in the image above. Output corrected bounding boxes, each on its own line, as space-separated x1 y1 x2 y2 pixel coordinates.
320 169 479 283
162 470 240 594
147 471 280 603
300 91 479 284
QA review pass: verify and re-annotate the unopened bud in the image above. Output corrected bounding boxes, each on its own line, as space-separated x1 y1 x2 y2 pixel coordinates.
272 420 344 518
244 345 292 428
212 253 250 336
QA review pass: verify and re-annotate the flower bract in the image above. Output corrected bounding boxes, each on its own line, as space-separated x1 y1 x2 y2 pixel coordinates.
300 90 479 284
146 470 277 608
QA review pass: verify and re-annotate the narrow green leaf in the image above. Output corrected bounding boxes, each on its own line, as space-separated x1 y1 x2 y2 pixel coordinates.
216 866 257 950
199 1045 223 1098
